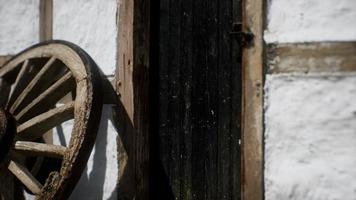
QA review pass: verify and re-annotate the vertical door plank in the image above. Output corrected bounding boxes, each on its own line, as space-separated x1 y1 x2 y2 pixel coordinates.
156 0 242 199
179 0 193 199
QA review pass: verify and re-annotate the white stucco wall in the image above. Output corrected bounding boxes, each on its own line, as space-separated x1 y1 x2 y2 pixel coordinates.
264 0 356 43
0 0 39 55
26 107 118 200
69 106 118 200
53 0 119 199
264 74 356 199
264 0 356 199
0 0 119 199
53 0 117 76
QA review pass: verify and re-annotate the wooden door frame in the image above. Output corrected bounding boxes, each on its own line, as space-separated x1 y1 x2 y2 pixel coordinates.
116 0 151 199
116 0 265 199
241 0 264 199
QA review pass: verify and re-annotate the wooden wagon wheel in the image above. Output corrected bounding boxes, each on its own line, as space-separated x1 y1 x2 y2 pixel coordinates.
0 41 103 200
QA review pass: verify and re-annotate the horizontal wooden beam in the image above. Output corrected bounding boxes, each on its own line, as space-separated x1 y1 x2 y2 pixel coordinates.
267 42 356 74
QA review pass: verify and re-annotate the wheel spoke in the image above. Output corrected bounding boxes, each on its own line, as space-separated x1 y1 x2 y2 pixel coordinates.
15 71 74 123
0 41 102 200
17 102 74 141
7 160 42 195
10 57 56 114
7 60 30 108
14 141 66 159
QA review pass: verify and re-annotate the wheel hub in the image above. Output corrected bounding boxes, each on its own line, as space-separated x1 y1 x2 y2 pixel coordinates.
0 109 15 165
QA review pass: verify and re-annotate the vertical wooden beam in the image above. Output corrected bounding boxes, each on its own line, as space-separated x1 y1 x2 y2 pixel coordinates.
116 0 150 199
39 0 54 148
39 0 53 41
241 0 264 199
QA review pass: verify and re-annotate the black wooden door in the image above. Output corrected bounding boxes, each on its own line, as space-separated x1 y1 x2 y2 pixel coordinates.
150 0 242 199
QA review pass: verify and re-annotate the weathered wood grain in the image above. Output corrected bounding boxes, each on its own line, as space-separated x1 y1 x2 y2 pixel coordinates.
267 42 356 73
8 160 43 195
17 102 74 141
116 0 136 197
14 141 66 158
10 57 56 113
241 0 264 199
39 0 53 41
0 41 103 200
15 71 74 122
116 0 150 199
7 60 30 108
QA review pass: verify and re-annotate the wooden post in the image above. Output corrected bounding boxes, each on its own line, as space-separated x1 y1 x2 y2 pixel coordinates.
39 0 53 41
241 0 264 199
116 0 150 199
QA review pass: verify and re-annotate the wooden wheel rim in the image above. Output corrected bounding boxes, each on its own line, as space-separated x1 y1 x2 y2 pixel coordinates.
0 41 102 200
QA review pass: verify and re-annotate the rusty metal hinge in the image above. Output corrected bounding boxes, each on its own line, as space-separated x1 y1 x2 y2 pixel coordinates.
230 23 254 47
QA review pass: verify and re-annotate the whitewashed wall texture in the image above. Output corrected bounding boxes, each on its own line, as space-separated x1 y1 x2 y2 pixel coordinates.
0 0 119 199
53 0 119 199
0 0 39 55
264 0 356 43
264 0 356 199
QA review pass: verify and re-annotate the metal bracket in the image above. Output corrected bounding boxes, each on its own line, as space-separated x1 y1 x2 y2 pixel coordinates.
230 23 254 47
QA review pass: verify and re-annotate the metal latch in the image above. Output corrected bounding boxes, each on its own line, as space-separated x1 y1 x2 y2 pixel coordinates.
230 23 254 47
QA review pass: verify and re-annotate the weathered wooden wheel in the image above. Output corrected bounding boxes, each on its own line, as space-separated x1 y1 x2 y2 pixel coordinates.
0 41 102 200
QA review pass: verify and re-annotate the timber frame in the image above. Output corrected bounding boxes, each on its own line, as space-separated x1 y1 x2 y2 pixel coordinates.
241 0 264 199
0 0 267 199
39 0 53 42
241 1 356 200
116 0 151 199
